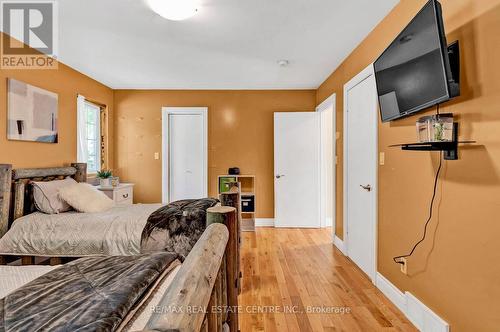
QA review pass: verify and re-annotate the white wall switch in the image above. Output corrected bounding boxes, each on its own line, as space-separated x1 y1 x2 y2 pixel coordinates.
379 152 385 165
154 152 160 160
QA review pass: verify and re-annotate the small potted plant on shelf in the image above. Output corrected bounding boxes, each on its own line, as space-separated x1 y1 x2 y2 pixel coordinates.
97 169 113 188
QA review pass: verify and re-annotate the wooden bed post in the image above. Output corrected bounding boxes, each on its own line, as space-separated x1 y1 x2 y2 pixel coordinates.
220 191 242 295
0 164 12 239
13 182 25 221
71 163 87 183
220 191 241 227
0 164 12 265
207 206 239 332
145 223 230 332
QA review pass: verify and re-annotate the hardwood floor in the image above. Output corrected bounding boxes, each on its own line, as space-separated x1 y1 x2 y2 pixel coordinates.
239 227 417 332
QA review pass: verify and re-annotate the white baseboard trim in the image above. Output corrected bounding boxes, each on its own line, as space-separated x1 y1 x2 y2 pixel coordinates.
375 273 406 313
255 218 275 227
406 292 449 332
375 273 449 332
333 235 346 255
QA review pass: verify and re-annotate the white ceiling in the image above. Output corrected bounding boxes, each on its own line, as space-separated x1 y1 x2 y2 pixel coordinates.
57 0 399 89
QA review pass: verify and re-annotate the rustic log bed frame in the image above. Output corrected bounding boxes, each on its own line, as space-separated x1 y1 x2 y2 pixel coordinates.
0 164 241 331
146 208 238 332
0 163 87 265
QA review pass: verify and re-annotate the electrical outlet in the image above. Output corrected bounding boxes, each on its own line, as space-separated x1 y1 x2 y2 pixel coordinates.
400 258 408 275
154 152 160 160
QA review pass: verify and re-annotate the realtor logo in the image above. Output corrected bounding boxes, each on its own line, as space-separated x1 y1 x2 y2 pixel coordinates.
1 0 58 69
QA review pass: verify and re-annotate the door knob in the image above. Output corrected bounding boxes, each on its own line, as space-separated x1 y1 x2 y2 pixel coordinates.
360 184 372 192
276 174 285 179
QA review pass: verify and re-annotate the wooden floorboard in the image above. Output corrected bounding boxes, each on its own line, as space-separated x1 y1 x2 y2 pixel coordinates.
239 227 417 332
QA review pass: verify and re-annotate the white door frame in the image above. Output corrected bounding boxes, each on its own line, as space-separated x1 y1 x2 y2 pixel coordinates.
343 64 378 282
316 94 336 230
161 107 208 204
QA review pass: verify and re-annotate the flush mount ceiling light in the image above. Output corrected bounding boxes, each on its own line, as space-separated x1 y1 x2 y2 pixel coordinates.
147 0 199 21
277 59 290 67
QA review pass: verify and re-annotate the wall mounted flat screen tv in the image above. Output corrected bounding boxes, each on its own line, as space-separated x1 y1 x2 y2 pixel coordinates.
374 0 460 122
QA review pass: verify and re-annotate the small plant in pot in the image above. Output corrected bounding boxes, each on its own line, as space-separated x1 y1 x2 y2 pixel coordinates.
97 169 113 188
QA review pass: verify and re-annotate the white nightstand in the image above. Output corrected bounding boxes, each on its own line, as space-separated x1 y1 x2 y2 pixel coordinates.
96 183 134 206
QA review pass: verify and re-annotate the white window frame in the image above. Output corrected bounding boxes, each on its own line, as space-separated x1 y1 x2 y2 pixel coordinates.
77 95 102 174
85 101 101 174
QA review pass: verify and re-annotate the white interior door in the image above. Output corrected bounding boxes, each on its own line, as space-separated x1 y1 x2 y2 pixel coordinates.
274 112 320 228
162 107 208 203
344 65 378 281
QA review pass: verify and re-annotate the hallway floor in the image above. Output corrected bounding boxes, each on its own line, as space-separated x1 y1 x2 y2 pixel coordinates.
239 227 417 331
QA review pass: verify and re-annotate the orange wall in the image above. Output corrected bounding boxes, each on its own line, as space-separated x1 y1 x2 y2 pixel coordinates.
113 90 316 217
3 4 499 328
317 0 500 330
0 33 114 169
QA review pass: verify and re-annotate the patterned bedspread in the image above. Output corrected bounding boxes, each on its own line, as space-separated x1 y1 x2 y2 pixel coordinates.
0 199 218 258
0 204 162 257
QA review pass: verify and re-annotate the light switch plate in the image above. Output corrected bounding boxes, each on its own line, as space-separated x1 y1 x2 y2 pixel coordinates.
379 152 385 165
154 152 160 160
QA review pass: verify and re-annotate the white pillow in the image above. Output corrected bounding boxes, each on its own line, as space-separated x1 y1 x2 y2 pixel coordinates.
58 183 115 213
32 177 77 214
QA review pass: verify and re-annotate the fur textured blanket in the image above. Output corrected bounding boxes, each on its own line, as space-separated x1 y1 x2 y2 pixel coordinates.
141 198 219 259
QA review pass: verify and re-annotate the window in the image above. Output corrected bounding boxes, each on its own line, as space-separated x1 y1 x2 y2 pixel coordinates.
77 95 103 174
84 102 101 173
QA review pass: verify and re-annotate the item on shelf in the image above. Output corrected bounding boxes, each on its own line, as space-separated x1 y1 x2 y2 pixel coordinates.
97 169 113 188
228 167 240 175
111 176 120 187
241 195 255 213
416 113 454 142
227 181 240 193
219 176 237 193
